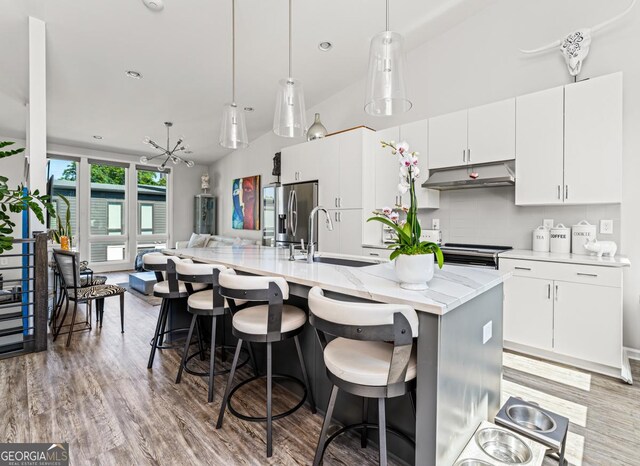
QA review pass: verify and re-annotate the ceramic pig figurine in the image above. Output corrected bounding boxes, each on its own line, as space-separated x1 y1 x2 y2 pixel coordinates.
583 239 617 257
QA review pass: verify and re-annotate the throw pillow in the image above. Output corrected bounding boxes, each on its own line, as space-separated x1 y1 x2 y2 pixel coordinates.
187 233 211 248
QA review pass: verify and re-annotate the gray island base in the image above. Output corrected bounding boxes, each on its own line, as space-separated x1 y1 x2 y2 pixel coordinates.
165 246 508 465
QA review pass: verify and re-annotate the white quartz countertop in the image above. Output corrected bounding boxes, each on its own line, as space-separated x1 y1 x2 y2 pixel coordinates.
165 245 510 315
499 249 630 268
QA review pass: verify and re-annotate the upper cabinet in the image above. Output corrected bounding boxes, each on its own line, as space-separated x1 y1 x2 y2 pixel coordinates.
428 99 515 169
467 98 516 165
516 72 623 206
372 126 401 208
398 119 439 209
564 72 623 204
515 86 565 205
428 109 468 169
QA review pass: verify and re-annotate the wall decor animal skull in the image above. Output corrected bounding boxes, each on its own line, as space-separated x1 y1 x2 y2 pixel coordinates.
520 0 636 77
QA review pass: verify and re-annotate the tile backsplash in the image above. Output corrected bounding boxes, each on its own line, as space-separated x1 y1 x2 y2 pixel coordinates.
418 187 621 250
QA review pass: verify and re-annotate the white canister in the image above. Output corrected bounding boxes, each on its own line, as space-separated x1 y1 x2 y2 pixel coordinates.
532 226 550 252
549 224 571 253
571 220 597 255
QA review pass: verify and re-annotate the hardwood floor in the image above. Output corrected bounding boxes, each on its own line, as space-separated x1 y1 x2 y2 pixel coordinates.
1 271 639 465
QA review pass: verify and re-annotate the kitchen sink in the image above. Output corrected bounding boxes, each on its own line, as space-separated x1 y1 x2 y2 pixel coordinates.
312 256 376 268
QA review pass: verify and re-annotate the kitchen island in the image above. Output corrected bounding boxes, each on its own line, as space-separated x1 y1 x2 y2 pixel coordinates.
165 245 510 466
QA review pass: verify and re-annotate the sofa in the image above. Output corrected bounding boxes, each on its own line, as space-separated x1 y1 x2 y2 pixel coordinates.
175 234 261 249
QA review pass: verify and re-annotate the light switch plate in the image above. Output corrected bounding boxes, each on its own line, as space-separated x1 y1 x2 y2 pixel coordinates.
432 218 440 230
483 321 493 344
543 219 554 229
600 219 613 234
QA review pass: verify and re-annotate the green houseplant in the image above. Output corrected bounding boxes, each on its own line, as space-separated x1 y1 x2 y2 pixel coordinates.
50 193 72 249
367 140 443 290
0 141 55 254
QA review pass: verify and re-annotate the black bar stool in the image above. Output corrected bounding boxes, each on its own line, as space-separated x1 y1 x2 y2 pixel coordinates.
308 286 418 466
175 261 253 403
215 269 316 458
143 253 206 369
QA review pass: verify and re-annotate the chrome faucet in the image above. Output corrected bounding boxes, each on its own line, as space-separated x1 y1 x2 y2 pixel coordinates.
307 206 334 263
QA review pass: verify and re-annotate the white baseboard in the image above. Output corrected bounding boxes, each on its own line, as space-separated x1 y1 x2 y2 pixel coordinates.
624 346 640 361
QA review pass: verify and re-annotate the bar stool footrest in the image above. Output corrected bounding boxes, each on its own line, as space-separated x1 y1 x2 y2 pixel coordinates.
227 374 307 422
319 422 415 460
149 327 192 350
183 345 250 377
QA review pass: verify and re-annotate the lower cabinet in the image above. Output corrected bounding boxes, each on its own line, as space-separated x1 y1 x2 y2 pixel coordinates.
500 258 623 373
504 276 553 351
319 209 363 256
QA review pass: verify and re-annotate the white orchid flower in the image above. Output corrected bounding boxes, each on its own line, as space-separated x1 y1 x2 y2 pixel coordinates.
410 155 419 166
389 211 400 223
396 141 410 155
398 181 410 194
411 166 421 179
382 206 392 215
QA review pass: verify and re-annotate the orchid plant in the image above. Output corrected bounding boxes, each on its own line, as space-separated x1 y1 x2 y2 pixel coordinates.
367 140 444 266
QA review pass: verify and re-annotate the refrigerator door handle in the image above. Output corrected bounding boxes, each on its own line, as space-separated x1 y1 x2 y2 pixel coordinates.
287 189 294 235
290 189 298 237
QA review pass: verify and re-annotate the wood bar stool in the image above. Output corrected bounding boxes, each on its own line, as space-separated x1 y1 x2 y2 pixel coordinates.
143 253 206 369
308 286 418 466
215 269 316 458
175 261 253 403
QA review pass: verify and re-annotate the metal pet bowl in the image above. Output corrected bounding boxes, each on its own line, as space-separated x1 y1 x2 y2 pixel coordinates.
455 460 493 466
506 404 557 434
475 428 533 464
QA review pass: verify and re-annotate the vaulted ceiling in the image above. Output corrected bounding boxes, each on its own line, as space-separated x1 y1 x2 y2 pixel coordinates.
0 0 494 162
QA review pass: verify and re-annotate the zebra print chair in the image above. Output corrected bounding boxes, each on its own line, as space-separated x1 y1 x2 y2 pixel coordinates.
52 249 126 347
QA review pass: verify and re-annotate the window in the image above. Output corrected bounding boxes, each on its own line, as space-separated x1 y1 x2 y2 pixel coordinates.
47 158 78 237
139 204 154 235
89 162 128 263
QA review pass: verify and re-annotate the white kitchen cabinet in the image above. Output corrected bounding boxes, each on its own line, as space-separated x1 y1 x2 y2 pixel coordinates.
467 98 516 165
373 126 402 208
336 130 364 209
319 209 363 256
399 120 440 209
362 247 392 259
515 86 565 205
503 276 554 351
564 72 622 204
428 109 468 169
553 280 622 368
500 257 625 378
280 139 322 184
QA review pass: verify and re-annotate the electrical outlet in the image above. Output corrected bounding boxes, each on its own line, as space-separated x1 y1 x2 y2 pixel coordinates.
0 258 7 266
600 219 613 234
543 219 554 229
432 218 440 230
483 321 493 344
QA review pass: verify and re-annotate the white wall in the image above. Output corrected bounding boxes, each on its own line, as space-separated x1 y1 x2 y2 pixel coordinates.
210 0 640 349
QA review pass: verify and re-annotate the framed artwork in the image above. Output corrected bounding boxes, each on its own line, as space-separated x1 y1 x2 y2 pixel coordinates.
232 175 260 230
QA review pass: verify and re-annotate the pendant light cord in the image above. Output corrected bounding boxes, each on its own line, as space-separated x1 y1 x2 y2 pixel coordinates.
232 0 236 104
288 0 292 79
386 0 390 31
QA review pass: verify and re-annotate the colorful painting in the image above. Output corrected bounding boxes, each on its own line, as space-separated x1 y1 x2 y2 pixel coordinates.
232 175 260 230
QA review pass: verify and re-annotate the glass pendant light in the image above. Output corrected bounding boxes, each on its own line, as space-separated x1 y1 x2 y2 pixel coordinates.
219 0 249 149
273 0 307 138
364 0 412 116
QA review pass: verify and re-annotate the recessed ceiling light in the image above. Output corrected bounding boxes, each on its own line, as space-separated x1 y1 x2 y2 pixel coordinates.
92 135 103 140
244 107 255 112
142 0 164 11
126 70 142 79
318 41 333 52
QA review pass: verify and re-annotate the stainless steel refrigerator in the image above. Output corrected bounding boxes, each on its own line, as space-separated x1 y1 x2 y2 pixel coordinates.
263 182 318 248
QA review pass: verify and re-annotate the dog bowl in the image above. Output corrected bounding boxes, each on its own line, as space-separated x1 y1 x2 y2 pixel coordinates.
455 460 493 466
475 428 533 464
506 404 557 433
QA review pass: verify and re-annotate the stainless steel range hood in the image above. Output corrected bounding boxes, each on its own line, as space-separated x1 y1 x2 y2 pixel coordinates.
422 160 515 191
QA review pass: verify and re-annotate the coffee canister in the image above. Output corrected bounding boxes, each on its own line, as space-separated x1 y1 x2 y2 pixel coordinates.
571 220 597 255
550 224 571 253
532 226 550 252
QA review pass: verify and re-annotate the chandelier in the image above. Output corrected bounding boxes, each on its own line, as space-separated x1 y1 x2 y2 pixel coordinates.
140 122 195 171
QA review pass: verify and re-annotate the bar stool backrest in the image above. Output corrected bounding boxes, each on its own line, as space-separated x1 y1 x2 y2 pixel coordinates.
142 252 170 282
308 286 419 389
176 262 226 305
218 269 289 340
52 249 80 292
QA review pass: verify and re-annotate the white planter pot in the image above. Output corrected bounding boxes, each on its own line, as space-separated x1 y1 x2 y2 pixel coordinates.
394 253 434 291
